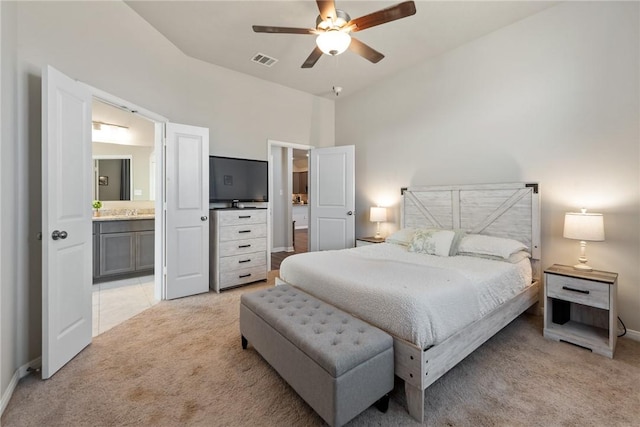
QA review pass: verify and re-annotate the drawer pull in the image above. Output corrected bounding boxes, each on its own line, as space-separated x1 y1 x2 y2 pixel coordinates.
239 215 251 219
238 244 251 248
562 286 590 295
238 259 251 264
239 273 252 279
238 230 251 234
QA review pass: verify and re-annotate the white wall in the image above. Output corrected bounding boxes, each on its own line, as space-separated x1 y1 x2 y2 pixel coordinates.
1 0 20 408
16 2 335 159
271 146 290 251
336 2 640 332
1 0 334 407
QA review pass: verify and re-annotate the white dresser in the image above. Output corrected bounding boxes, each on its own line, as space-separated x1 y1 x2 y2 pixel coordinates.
210 208 268 292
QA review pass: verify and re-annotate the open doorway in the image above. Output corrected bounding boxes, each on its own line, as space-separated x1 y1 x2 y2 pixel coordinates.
91 99 159 336
272 149 309 269
43 66 210 378
267 141 313 270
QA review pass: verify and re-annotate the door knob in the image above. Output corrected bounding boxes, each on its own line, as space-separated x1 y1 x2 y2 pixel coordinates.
201 216 208 221
51 230 68 240
347 211 353 216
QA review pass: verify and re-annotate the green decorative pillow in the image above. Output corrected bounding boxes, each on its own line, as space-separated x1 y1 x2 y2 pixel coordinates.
407 229 456 257
385 228 416 246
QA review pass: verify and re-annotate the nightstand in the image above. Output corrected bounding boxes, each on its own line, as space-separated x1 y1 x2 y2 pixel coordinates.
355 237 385 247
543 264 618 358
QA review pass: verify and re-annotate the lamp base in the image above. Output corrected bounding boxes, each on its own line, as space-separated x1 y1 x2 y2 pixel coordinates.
573 263 593 272
374 221 382 239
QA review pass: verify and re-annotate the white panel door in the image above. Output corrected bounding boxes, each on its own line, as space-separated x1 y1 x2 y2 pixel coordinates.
309 146 355 251
42 65 93 379
165 123 209 299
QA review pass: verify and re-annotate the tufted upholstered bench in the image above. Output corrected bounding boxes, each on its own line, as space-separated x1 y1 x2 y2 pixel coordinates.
240 284 394 427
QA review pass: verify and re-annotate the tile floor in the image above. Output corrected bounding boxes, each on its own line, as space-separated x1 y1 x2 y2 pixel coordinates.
92 275 158 337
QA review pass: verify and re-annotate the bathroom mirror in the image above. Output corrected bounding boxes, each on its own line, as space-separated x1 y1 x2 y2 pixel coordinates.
92 99 156 201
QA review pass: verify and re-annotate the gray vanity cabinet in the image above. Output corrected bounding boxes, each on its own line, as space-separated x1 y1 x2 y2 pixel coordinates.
99 232 136 276
135 231 155 270
93 219 154 282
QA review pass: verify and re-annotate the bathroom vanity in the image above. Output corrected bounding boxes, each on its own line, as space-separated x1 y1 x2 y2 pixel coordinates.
93 216 155 283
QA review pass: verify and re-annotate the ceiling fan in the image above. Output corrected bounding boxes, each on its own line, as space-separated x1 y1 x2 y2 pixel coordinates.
252 0 417 68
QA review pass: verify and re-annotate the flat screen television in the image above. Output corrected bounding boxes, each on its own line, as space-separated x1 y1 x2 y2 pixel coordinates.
209 156 268 203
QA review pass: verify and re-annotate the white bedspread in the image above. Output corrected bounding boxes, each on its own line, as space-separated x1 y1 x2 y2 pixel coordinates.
279 243 532 349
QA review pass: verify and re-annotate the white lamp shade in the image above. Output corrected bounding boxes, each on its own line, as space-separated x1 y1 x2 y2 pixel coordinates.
316 30 351 55
563 212 604 241
370 207 387 223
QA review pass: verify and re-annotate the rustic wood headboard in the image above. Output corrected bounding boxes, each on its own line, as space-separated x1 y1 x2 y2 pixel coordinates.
401 183 541 280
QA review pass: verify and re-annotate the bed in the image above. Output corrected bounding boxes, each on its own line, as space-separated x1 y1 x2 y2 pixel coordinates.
277 183 541 422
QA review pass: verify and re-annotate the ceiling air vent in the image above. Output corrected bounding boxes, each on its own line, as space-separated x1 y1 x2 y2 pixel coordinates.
251 53 278 67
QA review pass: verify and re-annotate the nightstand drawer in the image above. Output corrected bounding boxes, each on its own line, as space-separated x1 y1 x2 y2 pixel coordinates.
546 274 609 309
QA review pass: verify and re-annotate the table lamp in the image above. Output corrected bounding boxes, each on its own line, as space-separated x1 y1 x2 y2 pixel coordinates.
370 207 387 239
563 208 605 271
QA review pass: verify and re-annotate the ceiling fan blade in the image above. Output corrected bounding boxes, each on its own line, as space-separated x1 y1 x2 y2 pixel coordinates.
316 0 337 20
348 1 417 32
301 46 323 68
349 37 384 64
252 25 315 35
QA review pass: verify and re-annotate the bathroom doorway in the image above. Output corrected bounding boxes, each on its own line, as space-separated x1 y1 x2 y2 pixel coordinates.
91 99 159 336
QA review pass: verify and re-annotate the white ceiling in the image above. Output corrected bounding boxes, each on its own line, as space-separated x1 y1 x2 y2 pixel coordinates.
126 1 558 99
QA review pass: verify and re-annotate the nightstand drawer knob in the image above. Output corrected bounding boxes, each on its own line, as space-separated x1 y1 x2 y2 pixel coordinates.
562 286 590 295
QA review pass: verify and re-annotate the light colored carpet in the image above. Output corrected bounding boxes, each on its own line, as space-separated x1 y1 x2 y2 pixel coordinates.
3 271 639 426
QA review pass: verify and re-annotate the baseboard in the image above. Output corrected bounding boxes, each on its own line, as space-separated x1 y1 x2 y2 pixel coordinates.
0 357 41 417
623 328 640 342
272 246 286 252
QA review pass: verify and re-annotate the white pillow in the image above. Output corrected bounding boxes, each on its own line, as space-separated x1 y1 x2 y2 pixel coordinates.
385 228 416 246
458 250 531 264
407 229 455 257
457 234 528 260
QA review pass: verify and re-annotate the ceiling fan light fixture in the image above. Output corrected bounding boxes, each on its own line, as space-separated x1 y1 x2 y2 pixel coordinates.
316 30 351 56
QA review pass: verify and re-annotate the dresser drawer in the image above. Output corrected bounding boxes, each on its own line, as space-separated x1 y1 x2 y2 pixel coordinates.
218 223 267 242
217 209 267 226
219 266 267 289
546 274 609 309
219 251 266 272
218 238 267 256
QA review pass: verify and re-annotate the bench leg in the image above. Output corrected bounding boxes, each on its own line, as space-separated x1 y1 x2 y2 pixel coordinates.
241 335 248 350
374 394 389 413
